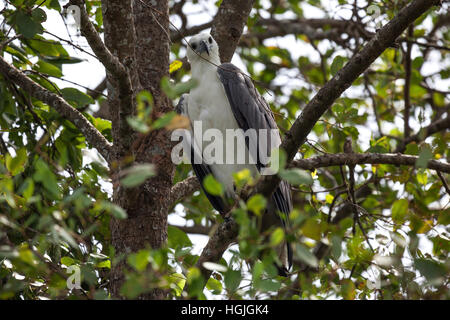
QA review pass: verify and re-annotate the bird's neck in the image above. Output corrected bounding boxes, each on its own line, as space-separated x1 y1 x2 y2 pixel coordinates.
191 58 221 81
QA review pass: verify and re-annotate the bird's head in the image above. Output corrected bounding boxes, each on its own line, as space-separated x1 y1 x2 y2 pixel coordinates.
186 33 220 65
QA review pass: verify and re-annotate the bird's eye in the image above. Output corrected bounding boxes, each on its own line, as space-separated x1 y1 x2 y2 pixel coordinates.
208 37 212 44
191 43 197 50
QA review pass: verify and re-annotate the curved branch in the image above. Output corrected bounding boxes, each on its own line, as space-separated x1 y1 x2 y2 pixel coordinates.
168 176 201 206
395 114 450 153
195 219 238 281
0 56 113 162
68 0 130 82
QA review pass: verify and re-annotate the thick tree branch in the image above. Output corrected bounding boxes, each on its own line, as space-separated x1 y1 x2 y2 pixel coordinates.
68 0 130 84
168 176 201 206
291 153 450 174
195 219 238 281
240 18 372 47
170 21 214 43
0 56 113 162
101 0 138 159
172 224 212 236
87 78 107 100
211 0 255 63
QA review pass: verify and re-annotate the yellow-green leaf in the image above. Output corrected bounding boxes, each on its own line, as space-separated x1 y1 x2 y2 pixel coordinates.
169 60 183 73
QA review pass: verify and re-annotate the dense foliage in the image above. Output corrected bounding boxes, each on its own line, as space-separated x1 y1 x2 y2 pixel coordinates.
0 0 449 299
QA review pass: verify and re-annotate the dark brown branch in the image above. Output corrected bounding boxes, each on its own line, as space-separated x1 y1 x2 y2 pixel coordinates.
173 224 212 236
436 171 450 196
195 219 238 281
87 78 107 100
168 176 201 206
170 21 214 43
211 0 255 63
70 0 136 159
102 0 140 160
0 56 113 162
68 1 130 83
395 114 450 153
240 18 371 47
403 25 413 139
291 153 450 174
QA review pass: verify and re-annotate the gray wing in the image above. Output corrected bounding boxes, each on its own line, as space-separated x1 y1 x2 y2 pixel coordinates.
176 94 227 214
217 63 293 272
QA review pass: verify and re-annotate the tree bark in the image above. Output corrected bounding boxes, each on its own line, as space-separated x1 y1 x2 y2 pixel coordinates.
211 0 255 63
102 0 174 299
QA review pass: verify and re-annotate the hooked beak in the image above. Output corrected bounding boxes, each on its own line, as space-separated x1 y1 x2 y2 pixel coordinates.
197 40 210 56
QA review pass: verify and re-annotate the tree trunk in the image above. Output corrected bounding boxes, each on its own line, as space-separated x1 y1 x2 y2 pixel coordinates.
102 0 173 299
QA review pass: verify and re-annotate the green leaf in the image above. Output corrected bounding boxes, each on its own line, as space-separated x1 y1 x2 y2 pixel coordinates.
32 8 47 23
151 111 176 130
167 273 186 296
247 194 267 216
279 168 313 186
325 194 334 204
33 159 60 199
169 60 183 73
341 279 356 300
43 0 61 11
331 235 342 260
416 170 427 185
126 117 150 133
414 259 446 283
20 178 34 200
27 37 68 57
416 146 432 169
5 148 27 176
52 225 78 248
161 77 198 99
36 60 62 78
301 219 321 241
410 85 427 99
186 267 204 297
391 199 409 224
168 225 192 248
203 175 224 196
96 260 111 269
224 269 242 292
206 277 222 294
61 88 94 108
270 227 285 247
61 256 75 266
44 56 84 65
295 244 318 268
98 201 128 219
127 249 150 272
120 164 156 188
16 10 43 38
330 55 346 76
